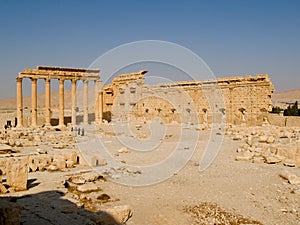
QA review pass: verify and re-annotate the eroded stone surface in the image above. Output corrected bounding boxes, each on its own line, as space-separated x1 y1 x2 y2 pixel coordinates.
6 156 29 191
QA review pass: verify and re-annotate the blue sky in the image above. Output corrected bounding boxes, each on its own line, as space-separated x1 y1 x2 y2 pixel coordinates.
0 0 299 98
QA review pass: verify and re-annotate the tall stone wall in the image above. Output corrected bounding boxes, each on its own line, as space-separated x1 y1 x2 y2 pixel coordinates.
102 72 274 126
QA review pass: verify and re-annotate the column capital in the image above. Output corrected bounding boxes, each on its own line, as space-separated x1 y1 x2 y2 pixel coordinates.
16 77 23 82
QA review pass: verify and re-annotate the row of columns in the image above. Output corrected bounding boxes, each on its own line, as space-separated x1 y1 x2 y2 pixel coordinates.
16 77 102 127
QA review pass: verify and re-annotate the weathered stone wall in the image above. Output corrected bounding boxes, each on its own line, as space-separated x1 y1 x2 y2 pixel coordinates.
268 113 300 127
102 72 274 126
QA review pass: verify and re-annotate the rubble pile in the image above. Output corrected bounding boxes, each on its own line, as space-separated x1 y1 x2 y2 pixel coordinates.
227 125 300 167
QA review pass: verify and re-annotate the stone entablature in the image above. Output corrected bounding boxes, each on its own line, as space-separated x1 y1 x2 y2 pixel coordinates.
19 66 100 81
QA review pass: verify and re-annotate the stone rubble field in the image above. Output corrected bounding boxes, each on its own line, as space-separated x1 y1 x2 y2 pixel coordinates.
0 123 300 225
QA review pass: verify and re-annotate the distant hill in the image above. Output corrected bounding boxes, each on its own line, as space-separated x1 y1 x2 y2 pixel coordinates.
272 89 300 109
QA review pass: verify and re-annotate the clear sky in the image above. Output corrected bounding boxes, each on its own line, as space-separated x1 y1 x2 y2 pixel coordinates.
0 0 299 99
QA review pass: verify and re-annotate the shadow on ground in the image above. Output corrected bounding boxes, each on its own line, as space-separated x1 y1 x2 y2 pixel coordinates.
0 190 122 225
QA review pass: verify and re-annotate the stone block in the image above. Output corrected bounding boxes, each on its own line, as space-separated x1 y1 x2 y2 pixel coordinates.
77 183 101 193
0 183 8 194
105 205 133 224
53 155 66 170
91 156 107 167
91 205 132 225
66 160 74 168
259 135 268 142
280 170 300 185
0 144 12 154
6 156 29 191
264 155 282 164
62 150 77 164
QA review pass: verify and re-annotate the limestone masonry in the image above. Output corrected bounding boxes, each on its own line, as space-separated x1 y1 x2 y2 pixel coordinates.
16 66 101 127
103 71 274 126
14 66 274 127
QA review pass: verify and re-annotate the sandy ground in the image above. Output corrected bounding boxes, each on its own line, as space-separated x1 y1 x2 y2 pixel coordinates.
3 124 300 225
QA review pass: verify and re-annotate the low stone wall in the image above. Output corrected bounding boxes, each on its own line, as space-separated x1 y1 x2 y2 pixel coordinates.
0 111 16 127
267 113 300 127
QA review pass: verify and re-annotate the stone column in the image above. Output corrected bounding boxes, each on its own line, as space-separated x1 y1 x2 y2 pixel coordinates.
16 77 23 127
83 80 89 125
71 79 77 125
59 79 65 127
31 78 37 127
45 78 51 126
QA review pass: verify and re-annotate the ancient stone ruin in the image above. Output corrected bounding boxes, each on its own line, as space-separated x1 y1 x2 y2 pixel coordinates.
1 66 300 225
16 66 102 127
103 71 274 126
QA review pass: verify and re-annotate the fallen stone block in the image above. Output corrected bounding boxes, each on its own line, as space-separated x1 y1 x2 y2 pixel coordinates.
14 140 22 147
53 155 66 170
118 147 129 154
36 148 47 154
280 170 300 185
0 183 8 194
252 157 264 164
8 139 15 147
283 159 296 167
259 135 268 143
235 155 252 161
69 176 85 185
266 136 275 144
62 151 78 164
52 144 66 149
0 144 12 154
6 156 29 191
47 165 58 171
77 183 101 193
233 134 242 141
264 155 282 164
22 141 38 147
66 160 74 168
105 205 133 224
81 172 102 182
91 205 132 225
246 136 253 146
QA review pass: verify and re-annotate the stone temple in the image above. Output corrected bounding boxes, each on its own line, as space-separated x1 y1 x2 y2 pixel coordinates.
102 71 274 126
12 66 274 127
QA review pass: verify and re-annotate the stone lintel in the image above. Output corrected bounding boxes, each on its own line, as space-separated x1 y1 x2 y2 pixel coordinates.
36 65 100 73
